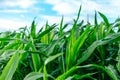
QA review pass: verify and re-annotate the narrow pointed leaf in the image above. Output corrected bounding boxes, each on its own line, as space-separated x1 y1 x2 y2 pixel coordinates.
98 12 110 27
0 50 19 80
30 20 36 38
45 53 63 65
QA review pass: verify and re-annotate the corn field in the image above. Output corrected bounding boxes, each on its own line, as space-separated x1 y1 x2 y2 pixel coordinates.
0 6 120 80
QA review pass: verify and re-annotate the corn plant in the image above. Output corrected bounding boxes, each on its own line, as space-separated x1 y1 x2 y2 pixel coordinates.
0 6 120 80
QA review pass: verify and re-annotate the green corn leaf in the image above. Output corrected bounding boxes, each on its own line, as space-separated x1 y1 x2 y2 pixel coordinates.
0 50 24 61
65 6 82 70
77 32 120 65
3 42 21 50
0 50 19 80
30 20 36 38
63 23 69 30
43 65 48 80
76 5 82 21
72 73 97 80
24 72 55 80
94 11 98 27
65 73 97 80
56 66 79 80
31 43 40 71
37 24 56 39
66 26 90 70
98 12 110 27
65 76 73 80
86 64 119 80
56 64 98 80
19 42 31 61
56 64 119 80
45 38 63 56
117 44 120 72
41 21 50 44
45 52 63 65
59 16 64 36
24 72 44 80
0 38 15 41
105 65 118 80
74 26 91 57
44 53 63 80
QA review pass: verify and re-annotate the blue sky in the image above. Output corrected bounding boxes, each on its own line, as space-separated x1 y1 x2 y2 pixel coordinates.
0 0 120 31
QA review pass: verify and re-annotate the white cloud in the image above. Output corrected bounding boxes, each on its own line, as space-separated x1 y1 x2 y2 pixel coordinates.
0 19 30 30
45 0 101 16
45 0 120 22
45 0 61 5
53 2 78 15
0 0 37 9
0 9 28 13
0 0 44 14
44 0 102 23
109 0 120 7
45 0 80 15
81 0 101 11
41 15 75 25
0 8 44 14
20 14 25 18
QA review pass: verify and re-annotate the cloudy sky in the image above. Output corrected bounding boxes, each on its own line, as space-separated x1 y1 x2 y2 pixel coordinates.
0 0 120 31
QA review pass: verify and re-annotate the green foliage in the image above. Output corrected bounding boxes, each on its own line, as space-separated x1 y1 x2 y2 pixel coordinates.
0 49 20 80
0 6 120 80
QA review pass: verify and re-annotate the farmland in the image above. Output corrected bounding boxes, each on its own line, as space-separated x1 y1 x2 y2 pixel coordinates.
0 6 120 80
